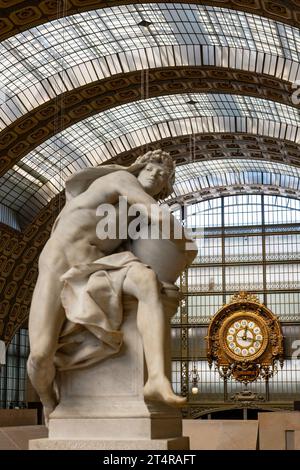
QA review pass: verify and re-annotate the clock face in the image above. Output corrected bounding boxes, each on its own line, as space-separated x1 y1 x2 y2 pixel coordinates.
220 313 268 361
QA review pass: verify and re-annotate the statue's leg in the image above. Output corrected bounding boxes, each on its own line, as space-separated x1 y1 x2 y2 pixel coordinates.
123 264 186 407
27 267 65 424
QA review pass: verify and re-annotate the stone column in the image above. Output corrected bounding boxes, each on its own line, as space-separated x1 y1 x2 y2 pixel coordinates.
30 285 189 450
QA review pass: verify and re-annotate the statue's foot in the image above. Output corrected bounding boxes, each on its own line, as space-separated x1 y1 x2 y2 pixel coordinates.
144 377 186 407
42 397 57 427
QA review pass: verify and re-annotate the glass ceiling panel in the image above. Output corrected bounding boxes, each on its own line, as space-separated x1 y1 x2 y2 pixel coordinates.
1 3 300 127
0 92 299 225
172 160 300 198
0 203 20 231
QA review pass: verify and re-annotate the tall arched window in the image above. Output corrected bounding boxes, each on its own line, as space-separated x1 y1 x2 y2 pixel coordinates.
0 329 29 408
172 195 300 411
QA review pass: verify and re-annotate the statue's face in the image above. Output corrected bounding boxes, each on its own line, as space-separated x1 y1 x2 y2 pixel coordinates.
137 162 168 197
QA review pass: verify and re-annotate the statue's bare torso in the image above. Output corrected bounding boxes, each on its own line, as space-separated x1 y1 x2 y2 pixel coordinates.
40 171 152 268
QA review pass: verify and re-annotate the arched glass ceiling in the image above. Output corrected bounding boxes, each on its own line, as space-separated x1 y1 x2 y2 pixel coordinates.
1 3 300 127
171 160 300 199
0 92 299 225
4 157 300 228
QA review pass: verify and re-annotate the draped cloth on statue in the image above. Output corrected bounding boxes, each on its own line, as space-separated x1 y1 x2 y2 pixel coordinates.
54 251 148 371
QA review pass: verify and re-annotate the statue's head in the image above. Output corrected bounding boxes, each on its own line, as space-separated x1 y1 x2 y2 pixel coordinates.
65 149 175 201
129 149 175 199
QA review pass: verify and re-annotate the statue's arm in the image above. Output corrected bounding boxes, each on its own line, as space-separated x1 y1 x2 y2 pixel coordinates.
115 172 195 251
115 172 157 206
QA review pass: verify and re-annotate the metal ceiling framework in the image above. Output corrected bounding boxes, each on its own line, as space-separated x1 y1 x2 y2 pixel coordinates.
169 158 300 202
1 91 299 225
1 4 300 223
1 3 300 128
0 66 295 173
1 1 300 342
0 0 299 42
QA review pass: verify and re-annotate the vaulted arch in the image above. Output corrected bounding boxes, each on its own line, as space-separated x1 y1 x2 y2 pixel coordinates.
1 91 299 226
0 65 296 175
0 0 299 43
2 4 300 127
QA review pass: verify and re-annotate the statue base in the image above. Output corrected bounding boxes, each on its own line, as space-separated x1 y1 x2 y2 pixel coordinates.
29 437 189 450
29 287 189 450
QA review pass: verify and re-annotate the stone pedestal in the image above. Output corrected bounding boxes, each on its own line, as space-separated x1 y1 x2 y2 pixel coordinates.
183 419 258 450
30 286 189 450
258 411 300 450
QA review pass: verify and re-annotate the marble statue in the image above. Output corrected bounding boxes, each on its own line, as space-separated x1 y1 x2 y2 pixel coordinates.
27 150 197 425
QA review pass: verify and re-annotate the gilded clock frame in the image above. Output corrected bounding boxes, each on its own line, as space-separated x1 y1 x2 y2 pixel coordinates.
219 311 269 362
207 292 284 383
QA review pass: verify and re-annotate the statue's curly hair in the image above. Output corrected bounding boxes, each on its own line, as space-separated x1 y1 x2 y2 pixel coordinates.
128 149 175 200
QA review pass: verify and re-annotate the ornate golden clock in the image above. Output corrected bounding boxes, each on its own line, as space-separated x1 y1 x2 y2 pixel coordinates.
207 292 284 384
220 312 268 362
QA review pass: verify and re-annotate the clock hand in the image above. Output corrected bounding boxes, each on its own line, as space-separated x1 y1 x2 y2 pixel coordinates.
242 325 248 341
